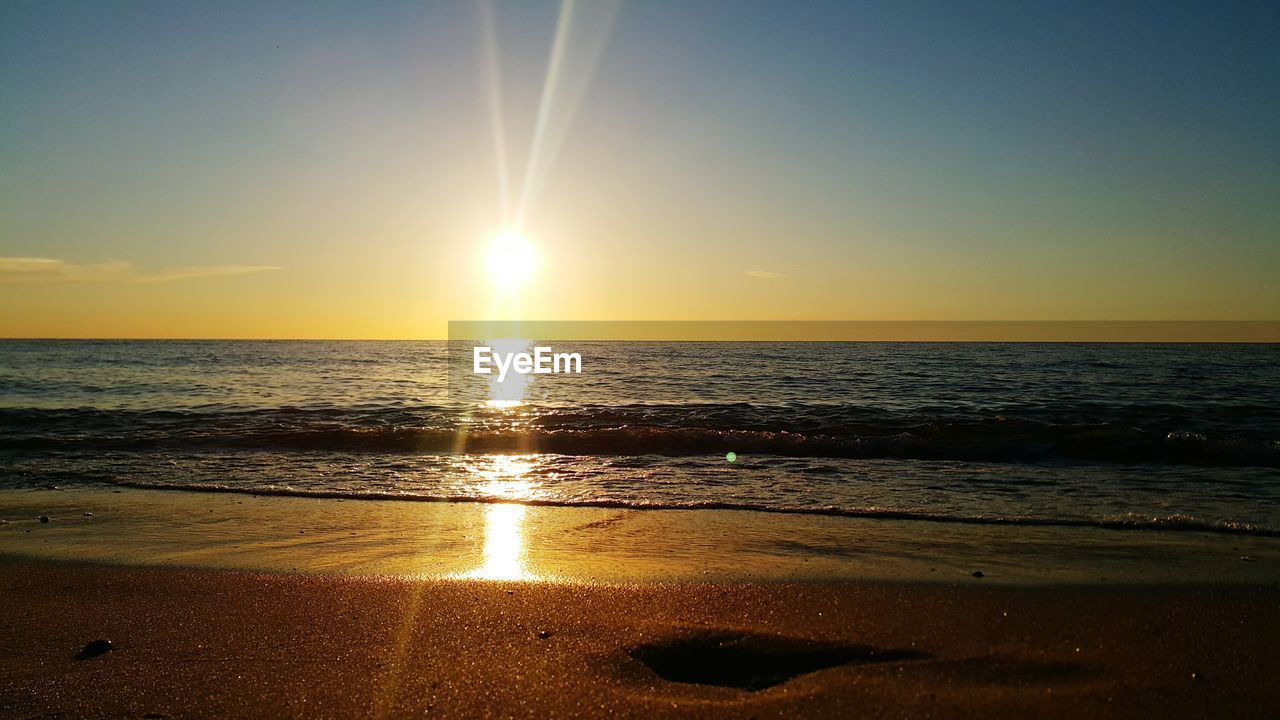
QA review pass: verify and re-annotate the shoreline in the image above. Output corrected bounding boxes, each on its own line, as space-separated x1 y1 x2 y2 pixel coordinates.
103 479 1280 539
2 558 1279 718
2 486 1277 584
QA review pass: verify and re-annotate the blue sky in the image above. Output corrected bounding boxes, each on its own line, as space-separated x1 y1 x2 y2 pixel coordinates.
2 1 1277 336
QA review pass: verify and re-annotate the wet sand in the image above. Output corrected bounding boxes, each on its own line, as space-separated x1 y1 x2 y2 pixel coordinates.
3 487 1277 584
1 558 1278 719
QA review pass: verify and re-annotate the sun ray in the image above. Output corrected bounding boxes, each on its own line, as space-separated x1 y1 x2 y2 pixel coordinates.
514 0 622 227
477 0 512 222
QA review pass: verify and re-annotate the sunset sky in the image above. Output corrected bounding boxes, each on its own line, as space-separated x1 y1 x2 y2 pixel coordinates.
2 1 1277 338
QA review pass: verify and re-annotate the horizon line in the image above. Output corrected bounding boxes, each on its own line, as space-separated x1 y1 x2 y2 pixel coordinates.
4 320 1280 343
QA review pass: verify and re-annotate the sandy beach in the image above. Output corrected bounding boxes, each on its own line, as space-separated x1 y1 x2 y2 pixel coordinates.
3 484 1279 717
1 558 1278 719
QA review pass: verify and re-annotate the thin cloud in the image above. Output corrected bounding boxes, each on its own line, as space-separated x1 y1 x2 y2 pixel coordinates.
0 257 281 284
745 270 790 281
133 265 283 283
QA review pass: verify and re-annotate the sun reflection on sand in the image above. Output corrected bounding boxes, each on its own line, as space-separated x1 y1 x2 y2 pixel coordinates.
461 455 540 580
469 503 530 580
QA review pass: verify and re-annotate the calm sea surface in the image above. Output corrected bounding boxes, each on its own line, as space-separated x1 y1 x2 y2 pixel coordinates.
2 340 1278 535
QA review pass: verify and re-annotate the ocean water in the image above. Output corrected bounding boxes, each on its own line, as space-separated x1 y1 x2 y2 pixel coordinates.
2 339 1278 536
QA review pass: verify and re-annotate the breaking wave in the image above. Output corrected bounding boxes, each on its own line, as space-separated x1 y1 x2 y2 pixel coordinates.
2 406 1276 467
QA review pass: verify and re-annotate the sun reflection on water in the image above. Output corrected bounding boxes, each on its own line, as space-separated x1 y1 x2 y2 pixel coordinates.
482 337 534 408
466 455 538 493
484 398 525 409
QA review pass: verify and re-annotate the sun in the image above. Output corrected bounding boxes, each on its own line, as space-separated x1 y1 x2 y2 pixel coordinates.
486 229 536 290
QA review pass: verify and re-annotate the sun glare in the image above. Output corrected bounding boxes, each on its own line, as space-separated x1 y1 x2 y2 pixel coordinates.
486 229 536 290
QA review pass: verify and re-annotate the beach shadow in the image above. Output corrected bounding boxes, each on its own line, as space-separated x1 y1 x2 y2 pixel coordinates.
74 639 113 661
628 631 927 691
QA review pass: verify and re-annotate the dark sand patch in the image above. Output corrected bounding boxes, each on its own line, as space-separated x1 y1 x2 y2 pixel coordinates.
629 630 926 690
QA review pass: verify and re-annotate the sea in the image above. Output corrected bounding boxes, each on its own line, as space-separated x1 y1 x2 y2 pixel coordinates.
2 339 1278 538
